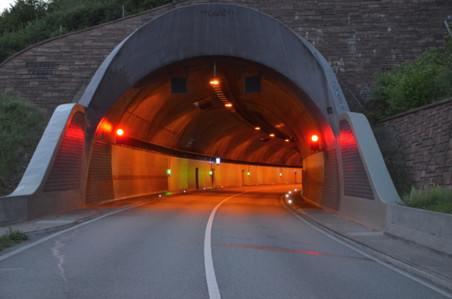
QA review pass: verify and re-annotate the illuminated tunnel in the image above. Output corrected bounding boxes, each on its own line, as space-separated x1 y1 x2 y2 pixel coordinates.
0 4 400 229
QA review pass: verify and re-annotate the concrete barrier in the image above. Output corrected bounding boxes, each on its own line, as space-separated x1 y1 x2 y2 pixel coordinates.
385 204 452 254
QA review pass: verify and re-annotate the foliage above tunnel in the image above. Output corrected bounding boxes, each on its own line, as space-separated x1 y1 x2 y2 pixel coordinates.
368 38 452 121
0 0 175 63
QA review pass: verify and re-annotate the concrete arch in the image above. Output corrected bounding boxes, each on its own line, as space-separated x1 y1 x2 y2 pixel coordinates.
80 3 348 129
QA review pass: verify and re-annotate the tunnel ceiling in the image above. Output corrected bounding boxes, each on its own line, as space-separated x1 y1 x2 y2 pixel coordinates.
100 57 323 166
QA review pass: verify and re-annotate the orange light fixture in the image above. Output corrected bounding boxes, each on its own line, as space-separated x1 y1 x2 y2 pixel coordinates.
209 78 220 86
269 133 275 138
116 128 124 136
254 126 261 131
284 139 290 142
224 102 233 108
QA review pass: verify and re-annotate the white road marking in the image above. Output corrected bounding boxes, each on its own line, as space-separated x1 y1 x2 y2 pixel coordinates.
204 192 246 299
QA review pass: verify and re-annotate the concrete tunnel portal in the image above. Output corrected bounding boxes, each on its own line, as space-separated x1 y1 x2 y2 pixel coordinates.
78 3 348 205
1 3 401 228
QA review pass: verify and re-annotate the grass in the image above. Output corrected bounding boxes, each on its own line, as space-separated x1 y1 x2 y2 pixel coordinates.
0 92 47 196
402 185 452 214
0 228 28 251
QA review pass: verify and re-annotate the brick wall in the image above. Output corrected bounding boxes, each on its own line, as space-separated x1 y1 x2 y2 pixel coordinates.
376 98 452 190
0 0 450 114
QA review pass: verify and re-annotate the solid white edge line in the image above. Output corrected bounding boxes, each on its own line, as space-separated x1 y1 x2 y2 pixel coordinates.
204 192 246 299
280 197 452 299
0 200 153 263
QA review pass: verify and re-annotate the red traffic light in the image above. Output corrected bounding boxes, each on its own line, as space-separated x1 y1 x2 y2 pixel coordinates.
116 128 124 136
310 134 320 151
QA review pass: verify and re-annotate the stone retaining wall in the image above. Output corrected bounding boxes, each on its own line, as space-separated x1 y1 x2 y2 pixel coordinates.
0 0 450 114
377 98 452 190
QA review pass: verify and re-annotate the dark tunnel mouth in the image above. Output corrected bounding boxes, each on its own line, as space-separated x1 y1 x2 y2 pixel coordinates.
95 56 328 167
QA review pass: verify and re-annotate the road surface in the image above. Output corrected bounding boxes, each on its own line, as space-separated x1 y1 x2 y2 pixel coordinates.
0 185 448 298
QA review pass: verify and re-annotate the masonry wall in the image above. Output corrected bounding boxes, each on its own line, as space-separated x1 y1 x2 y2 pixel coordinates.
376 98 452 190
0 0 450 114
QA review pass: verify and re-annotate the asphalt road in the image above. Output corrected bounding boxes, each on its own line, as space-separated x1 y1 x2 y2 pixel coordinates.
0 185 448 298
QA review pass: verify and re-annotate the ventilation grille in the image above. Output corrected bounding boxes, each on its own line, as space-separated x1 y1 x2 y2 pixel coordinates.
43 112 85 192
322 147 340 210
340 120 374 200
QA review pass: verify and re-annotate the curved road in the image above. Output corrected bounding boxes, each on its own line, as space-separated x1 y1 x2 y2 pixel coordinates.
0 185 448 298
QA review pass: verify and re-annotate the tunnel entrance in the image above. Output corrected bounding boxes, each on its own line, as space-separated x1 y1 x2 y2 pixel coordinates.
2 3 400 228
87 56 317 201
79 3 348 206
96 57 323 165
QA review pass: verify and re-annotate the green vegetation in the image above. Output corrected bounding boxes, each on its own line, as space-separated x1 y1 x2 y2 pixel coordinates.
368 38 452 212
403 185 452 214
368 38 452 121
0 228 28 251
0 92 46 195
0 0 176 63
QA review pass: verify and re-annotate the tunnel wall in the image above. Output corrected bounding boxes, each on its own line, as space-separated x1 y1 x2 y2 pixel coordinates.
85 140 302 204
109 145 301 201
301 153 324 206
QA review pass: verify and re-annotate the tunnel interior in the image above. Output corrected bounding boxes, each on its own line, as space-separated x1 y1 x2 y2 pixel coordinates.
95 56 327 166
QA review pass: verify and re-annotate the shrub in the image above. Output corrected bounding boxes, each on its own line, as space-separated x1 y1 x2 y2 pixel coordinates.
369 38 452 121
403 185 452 214
0 228 28 251
0 93 46 195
